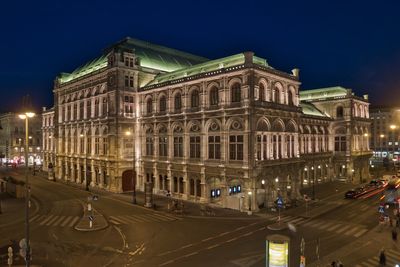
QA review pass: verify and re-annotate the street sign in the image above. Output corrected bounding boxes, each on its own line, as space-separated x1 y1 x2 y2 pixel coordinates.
92 195 99 201
378 206 385 213
88 215 94 221
276 197 284 208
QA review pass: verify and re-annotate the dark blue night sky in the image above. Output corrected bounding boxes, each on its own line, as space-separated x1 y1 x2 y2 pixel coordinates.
1 0 400 112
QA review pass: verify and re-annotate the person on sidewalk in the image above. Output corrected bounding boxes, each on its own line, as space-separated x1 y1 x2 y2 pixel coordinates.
331 261 337 267
379 248 386 266
392 228 398 241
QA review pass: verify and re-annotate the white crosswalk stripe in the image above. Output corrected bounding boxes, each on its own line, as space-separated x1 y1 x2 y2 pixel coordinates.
68 216 79 227
317 221 335 230
109 213 180 225
60 216 73 227
353 228 368 237
335 224 352 234
343 226 360 236
356 249 400 267
32 215 80 227
356 250 400 267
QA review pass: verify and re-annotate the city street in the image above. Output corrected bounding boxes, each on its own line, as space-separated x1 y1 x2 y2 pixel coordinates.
0 166 396 266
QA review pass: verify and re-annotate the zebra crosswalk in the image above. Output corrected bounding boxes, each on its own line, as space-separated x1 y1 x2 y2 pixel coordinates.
29 214 80 228
355 249 400 267
109 213 181 225
268 215 368 238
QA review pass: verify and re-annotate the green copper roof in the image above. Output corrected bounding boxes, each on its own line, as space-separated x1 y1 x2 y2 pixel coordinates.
300 101 330 118
299 86 349 101
58 37 209 84
146 53 269 86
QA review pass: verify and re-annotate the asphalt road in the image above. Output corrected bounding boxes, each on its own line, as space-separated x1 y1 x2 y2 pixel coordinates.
0 167 388 267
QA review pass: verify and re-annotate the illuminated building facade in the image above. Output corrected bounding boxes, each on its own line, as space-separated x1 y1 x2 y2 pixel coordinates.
50 37 371 211
0 112 42 165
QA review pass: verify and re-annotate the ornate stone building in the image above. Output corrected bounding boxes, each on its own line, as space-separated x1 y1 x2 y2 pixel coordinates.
0 112 42 165
42 107 55 172
49 37 371 211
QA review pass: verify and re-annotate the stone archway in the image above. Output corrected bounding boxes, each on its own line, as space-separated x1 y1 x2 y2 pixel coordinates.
122 170 135 192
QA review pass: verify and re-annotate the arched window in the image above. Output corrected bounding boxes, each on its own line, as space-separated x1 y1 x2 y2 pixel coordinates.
146 98 153 114
288 90 294 106
336 106 344 118
210 87 219 106
231 83 241 103
174 93 182 111
191 90 199 108
259 83 265 101
273 86 280 103
159 96 166 112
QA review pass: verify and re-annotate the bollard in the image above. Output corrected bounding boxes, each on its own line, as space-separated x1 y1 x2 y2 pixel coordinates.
88 203 92 212
89 220 93 228
8 246 13 267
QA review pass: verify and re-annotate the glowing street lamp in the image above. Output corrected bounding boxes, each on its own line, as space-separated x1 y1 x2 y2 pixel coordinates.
19 107 35 267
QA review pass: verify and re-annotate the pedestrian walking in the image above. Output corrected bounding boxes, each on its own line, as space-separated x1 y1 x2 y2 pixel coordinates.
392 228 398 241
331 261 337 267
379 249 386 266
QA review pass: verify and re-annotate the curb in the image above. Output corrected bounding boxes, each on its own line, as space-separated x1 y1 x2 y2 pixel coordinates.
74 201 109 232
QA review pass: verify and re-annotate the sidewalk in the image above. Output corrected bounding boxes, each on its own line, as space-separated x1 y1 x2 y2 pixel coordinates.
256 180 357 219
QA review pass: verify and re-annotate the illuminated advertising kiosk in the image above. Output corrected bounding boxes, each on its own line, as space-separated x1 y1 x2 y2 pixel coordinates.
265 234 290 267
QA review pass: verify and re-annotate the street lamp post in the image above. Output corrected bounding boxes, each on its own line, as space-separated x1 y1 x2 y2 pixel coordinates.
390 125 397 170
262 179 267 210
80 134 89 191
19 111 35 267
247 191 252 214
126 130 136 204
311 166 315 200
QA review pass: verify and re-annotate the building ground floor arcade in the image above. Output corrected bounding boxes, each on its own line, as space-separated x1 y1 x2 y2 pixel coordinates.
45 155 370 212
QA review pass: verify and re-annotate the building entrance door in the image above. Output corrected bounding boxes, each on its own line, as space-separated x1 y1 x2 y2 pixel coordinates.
122 170 135 191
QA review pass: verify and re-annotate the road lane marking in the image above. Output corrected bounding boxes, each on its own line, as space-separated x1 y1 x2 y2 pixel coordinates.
180 244 194 249
288 217 305 224
182 252 198 258
159 260 175 266
206 244 220 250
40 215 55 225
308 220 325 228
219 232 229 236
109 220 121 225
29 214 40 222
202 237 215 242
344 227 360 236
135 215 153 222
125 215 145 223
353 229 368 237
146 214 171 222
326 224 341 232
226 237 238 243
302 220 318 227
109 216 130 224
241 231 254 237
318 221 335 230
68 216 79 227
335 224 352 234
235 226 246 231
52 216 66 226
46 215 61 226
60 216 73 227
149 213 177 221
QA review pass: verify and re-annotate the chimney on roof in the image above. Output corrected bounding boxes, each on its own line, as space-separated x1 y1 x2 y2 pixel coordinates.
243 51 254 67
363 94 369 100
42 107 47 112
291 68 300 78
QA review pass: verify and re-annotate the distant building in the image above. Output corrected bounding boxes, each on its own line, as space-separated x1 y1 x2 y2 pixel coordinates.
49 37 372 211
369 106 400 164
41 107 55 172
300 87 371 183
0 112 42 165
